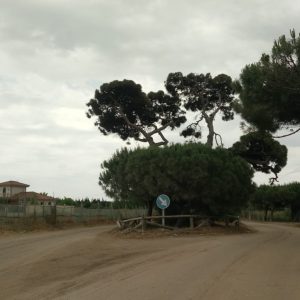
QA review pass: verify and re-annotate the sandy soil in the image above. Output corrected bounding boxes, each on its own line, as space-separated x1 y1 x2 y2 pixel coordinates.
0 222 300 300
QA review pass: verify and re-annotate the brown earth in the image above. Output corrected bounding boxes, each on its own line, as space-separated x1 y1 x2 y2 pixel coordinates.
0 217 114 234
0 222 300 299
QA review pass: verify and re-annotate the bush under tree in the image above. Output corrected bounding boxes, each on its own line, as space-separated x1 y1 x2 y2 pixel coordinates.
99 143 254 217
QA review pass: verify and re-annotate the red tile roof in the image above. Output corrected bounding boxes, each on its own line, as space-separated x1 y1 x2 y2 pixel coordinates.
10 192 54 201
0 181 30 187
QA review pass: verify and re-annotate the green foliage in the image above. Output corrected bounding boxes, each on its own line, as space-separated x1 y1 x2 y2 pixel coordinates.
165 72 235 146
282 182 300 221
251 182 300 221
86 79 186 146
252 185 285 210
230 131 287 183
87 74 236 148
55 197 110 208
56 197 76 206
235 29 300 133
99 143 254 216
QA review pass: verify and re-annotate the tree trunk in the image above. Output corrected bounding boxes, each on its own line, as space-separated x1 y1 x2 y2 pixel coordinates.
270 208 274 222
204 115 214 148
291 205 300 222
147 200 153 216
264 207 268 221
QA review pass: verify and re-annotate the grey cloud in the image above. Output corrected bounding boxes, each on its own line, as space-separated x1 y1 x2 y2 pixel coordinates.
2 0 300 82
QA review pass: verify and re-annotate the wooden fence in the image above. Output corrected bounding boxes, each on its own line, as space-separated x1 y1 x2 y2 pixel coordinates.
117 214 240 231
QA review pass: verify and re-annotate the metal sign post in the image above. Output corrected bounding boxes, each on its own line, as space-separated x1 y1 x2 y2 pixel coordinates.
156 194 170 227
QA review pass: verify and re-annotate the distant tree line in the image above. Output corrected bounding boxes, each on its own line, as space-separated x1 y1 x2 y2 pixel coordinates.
55 197 143 209
250 182 300 222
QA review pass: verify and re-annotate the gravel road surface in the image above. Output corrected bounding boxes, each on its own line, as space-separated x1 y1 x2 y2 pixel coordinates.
1 222 300 300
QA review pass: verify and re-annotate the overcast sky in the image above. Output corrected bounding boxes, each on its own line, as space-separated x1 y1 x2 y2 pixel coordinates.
0 0 299 199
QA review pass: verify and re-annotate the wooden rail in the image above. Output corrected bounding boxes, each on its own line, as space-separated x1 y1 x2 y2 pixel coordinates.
117 214 240 231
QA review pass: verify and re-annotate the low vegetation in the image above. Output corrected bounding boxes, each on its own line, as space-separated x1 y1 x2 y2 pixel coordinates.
249 182 300 221
100 143 254 217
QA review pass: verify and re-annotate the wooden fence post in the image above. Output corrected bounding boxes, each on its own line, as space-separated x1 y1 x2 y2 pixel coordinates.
141 216 146 232
189 216 194 229
236 216 240 231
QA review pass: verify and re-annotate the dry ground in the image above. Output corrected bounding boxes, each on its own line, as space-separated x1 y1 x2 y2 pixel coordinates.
1 222 300 299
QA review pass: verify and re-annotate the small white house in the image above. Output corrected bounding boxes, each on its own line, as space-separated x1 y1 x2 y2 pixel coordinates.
0 181 30 198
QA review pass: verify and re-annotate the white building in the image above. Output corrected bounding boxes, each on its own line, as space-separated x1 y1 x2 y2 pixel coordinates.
0 181 30 198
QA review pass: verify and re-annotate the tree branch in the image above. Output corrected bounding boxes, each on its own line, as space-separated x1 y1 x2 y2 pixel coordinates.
214 132 224 147
119 112 170 147
210 93 222 119
210 106 221 119
156 130 168 146
269 171 279 185
148 121 174 135
272 127 300 138
136 137 148 142
117 108 155 145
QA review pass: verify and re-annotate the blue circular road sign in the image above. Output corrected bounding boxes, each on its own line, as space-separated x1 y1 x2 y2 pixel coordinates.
156 194 170 210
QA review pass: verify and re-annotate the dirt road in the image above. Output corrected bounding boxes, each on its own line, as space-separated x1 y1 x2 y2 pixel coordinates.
1 222 300 299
